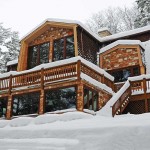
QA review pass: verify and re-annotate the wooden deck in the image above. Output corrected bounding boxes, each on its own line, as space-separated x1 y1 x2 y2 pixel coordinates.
0 60 114 98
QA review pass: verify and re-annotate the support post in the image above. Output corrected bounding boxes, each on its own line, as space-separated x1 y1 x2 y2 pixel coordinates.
98 91 103 110
6 95 13 120
76 82 84 111
39 90 45 115
6 75 13 119
73 26 78 57
39 68 45 115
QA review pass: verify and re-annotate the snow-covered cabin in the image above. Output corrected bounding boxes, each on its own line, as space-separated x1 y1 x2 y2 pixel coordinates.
0 19 150 119
0 19 114 119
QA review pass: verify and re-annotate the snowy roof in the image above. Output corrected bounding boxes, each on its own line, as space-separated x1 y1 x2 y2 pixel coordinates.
6 59 18 66
98 40 145 54
101 25 150 42
20 18 101 43
20 18 150 44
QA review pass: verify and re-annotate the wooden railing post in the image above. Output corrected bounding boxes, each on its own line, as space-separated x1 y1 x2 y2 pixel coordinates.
143 78 148 112
39 68 45 115
6 74 13 120
41 68 44 89
8 75 12 95
77 60 81 80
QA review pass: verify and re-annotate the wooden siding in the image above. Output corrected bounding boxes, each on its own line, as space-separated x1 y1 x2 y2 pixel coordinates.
100 45 144 71
18 25 74 71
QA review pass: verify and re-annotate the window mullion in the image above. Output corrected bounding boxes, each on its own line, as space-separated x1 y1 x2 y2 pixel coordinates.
63 37 67 59
37 45 40 65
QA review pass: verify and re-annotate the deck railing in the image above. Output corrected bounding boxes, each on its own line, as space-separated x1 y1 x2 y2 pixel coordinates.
0 60 114 94
112 85 131 117
112 76 150 117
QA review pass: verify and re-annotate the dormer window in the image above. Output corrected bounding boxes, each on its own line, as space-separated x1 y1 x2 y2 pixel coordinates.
53 36 74 61
28 42 50 69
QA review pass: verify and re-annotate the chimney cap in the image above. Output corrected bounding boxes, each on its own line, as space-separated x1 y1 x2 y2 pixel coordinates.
98 27 112 37
98 27 110 33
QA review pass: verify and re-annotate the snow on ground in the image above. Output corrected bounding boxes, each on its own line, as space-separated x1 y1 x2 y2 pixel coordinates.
0 111 150 150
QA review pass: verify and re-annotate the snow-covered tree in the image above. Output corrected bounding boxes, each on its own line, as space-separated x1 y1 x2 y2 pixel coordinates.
0 24 20 73
86 7 122 34
86 6 139 34
134 0 150 28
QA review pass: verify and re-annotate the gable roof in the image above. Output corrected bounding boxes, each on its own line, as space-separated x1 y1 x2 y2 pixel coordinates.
20 18 101 43
20 18 150 44
98 40 145 54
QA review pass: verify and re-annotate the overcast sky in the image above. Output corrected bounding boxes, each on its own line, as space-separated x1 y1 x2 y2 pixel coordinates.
0 0 135 38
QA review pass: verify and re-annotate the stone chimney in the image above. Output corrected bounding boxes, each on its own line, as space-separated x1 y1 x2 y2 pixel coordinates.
98 27 112 37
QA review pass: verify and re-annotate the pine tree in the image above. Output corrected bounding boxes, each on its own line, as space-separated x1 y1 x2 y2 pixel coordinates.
134 0 150 28
0 24 20 73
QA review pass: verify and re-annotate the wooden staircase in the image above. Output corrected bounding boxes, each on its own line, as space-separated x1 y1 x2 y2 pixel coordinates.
112 76 150 117
112 85 131 116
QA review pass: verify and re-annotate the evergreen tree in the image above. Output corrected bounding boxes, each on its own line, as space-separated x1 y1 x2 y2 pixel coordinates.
0 23 20 73
134 0 150 28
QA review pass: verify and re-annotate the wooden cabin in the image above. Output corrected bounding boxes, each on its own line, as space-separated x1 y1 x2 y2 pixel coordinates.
0 19 150 119
0 19 114 119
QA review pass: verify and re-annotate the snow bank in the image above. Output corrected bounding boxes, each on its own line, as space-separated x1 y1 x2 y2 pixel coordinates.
34 112 92 125
9 117 34 127
34 114 60 125
0 113 150 149
0 111 92 128
0 120 9 128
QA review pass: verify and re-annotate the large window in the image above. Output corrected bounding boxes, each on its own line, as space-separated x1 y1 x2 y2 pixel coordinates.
12 93 40 116
28 42 49 69
0 98 7 118
84 87 98 111
109 66 140 83
53 36 75 61
45 87 76 112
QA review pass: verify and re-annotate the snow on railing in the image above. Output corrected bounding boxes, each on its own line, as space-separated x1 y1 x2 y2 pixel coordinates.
0 57 114 95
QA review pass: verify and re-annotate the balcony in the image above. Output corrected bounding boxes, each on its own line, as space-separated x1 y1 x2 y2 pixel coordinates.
0 57 114 98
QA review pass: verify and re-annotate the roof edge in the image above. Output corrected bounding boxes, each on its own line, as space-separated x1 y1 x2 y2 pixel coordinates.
19 18 102 43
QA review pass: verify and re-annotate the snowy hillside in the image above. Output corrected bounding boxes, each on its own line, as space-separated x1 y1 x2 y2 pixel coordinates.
0 111 150 150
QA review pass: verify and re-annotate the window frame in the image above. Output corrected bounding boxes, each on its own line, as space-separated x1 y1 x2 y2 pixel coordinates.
44 86 77 113
0 97 8 118
12 92 40 116
52 35 75 62
108 66 140 83
83 86 98 111
28 42 50 69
